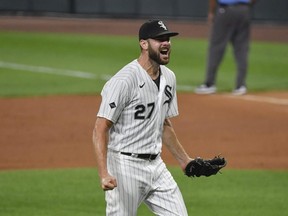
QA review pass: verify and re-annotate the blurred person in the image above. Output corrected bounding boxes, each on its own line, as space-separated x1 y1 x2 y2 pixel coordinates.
195 0 257 95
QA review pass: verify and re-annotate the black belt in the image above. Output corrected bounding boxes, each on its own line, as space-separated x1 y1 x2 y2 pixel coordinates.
219 2 250 7
121 152 159 160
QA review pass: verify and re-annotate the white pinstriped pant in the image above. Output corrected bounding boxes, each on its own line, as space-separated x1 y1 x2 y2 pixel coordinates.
105 150 188 216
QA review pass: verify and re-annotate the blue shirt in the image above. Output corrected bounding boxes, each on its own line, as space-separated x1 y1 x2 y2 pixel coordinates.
218 0 250 4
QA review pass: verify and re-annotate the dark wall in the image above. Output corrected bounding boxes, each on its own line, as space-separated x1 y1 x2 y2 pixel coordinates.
0 0 287 23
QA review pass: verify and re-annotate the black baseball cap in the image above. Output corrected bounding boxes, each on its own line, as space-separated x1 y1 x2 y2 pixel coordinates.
139 20 179 40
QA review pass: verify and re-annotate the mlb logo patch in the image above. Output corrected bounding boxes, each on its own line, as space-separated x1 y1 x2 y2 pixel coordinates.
109 102 116 109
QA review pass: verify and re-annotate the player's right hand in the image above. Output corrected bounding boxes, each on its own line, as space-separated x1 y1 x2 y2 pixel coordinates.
101 175 117 191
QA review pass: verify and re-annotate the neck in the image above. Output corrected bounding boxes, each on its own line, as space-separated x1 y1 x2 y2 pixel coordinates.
137 55 160 80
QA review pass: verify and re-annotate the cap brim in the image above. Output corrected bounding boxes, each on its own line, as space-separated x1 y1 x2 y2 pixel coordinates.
151 31 179 39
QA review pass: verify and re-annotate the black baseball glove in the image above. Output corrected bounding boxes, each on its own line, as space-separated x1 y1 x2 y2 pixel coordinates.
185 156 227 177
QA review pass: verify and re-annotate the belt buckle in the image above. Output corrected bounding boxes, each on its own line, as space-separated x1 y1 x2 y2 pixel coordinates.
148 154 153 161
149 154 157 161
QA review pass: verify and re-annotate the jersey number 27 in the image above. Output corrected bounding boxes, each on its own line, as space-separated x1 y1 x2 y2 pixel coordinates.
134 102 155 120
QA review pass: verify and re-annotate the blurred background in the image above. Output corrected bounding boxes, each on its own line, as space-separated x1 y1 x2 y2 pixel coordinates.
0 1 287 215
0 0 288 23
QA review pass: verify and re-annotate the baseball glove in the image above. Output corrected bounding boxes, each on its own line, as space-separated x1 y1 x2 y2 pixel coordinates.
185 155 227 177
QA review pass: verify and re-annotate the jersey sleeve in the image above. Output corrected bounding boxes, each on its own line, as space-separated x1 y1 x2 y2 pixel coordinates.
97 78 129 123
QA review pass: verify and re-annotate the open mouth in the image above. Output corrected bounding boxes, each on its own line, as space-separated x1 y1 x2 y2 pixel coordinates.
160 48 169 55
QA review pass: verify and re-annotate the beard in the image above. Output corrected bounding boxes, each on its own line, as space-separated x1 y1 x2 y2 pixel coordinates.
148 44 170 65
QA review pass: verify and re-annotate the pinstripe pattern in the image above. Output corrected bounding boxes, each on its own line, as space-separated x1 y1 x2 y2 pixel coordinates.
98 59 187 215
106 151 188 216
98 59 178 154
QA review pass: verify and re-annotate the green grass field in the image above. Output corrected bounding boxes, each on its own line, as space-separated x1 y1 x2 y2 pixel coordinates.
1 31 287 215
0 168 287 216
0 31 287 97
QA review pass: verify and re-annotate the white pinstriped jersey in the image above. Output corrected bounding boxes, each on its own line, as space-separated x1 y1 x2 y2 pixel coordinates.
97 59 178 154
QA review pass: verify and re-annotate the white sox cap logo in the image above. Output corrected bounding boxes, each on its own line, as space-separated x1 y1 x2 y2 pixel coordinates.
158 21 167 30
139 20 178 40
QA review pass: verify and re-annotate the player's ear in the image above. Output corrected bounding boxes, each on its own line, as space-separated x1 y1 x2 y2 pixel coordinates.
139 39 148 50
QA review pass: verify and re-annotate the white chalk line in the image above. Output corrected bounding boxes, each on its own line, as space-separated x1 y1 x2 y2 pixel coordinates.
0 60 191 90
224 94 288 106
1 61 287 105
0 61 111 80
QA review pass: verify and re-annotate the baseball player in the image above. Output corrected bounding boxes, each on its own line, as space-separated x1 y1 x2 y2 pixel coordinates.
92 20 192 216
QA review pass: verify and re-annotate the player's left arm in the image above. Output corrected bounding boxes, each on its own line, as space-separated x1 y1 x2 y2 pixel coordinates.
162 118 192 171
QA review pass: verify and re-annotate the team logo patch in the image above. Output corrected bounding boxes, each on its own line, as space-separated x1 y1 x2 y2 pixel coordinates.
109 102 116 109
164 85 172 105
